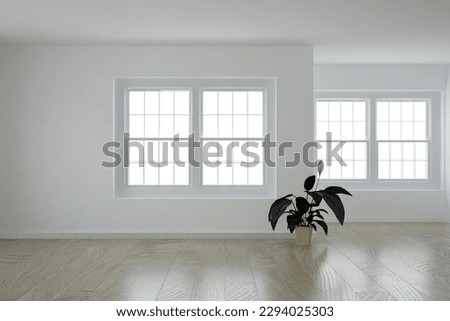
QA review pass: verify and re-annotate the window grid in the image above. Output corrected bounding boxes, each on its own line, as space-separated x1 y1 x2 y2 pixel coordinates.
376 100 429 180
315 100 368 180
128 90 190 186
201 91 264 186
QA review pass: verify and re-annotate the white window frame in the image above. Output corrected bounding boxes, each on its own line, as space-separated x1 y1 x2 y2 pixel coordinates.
314 91 442 191
114 78 277 198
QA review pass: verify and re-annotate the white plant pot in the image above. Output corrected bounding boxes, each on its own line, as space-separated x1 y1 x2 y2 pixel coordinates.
295 226 313 246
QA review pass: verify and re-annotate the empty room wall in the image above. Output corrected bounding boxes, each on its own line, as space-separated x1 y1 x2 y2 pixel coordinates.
315 64 448 222
0 45 313 236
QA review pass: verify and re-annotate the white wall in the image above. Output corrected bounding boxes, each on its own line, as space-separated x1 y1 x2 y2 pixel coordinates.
315 64 449 222
1 52 448 237
0 45 314 236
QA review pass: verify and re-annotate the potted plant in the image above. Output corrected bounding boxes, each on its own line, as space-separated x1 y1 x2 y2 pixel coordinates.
268 160 352 246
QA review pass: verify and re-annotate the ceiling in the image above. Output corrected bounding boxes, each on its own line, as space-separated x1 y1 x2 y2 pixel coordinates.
1 0 450 63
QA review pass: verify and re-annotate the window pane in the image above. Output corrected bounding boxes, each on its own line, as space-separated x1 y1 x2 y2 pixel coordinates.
248 115 263 137
341 122 353 140
341 102 353 121
414 102 427 121
378 143 389 160
218 115 233 137
129 91 144 114
232 141 248 163
146 141 159 164
403 142 414 160
218 92 232 114
354 161 367 179
353 102 366 121
233 92 247 114
128 140 144 163
233 115 247 137
401 122 414 140
174 115 189 138
328 122 341 140
401 101 414 121
160 91 174 114
159 115 174 138
316 122 328 140
218 163 233 185
203 92 218 114
376 142 429 179
329 161 341 179
342 161 354 179
174 91 189 115
129 115 144 137
403 161 415 179
203 115 218 137
316 102 328 121
145 115 159 138
174 164 189 185
203 166 218 185
248 163 264 185
144 164 159 185
390 142 402 160
377 122 389 140
390 161 402 179
389 102 401 121
378 161 390 179
413 122 426 140
389 122 401 140
248 91 263 114
159 163 174 185
353 122 366 140
145 91 159 114
377 102 389 121
376 100 428 141
415 161 428 179
233 163 248 185
354 142 366 161
341 142 353 161
128 163 144 185
202 90 265 187
415 142 428 160
328 102 340 121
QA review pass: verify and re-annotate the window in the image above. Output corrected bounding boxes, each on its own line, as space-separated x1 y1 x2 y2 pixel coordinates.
127 90 190 186
202 91 264 186
114 78 276 198
377 100 428 180
316 100 368 179
314 91 441 190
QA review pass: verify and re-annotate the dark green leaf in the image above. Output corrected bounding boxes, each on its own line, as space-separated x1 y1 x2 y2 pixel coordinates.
306 191 322 206
268 194 293 230
313 213 324 220
314 208 328 215
324 186 352 197
304 175 316 191
317 191 345 225
295 196 310 214
314 220 328 235
310 223 317 231
286 214 301 233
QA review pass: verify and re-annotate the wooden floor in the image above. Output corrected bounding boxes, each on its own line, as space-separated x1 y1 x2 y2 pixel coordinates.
0 223 450 301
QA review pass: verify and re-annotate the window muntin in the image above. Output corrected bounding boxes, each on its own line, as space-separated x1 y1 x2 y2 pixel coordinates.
376 100 429 180
315 100 368 180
